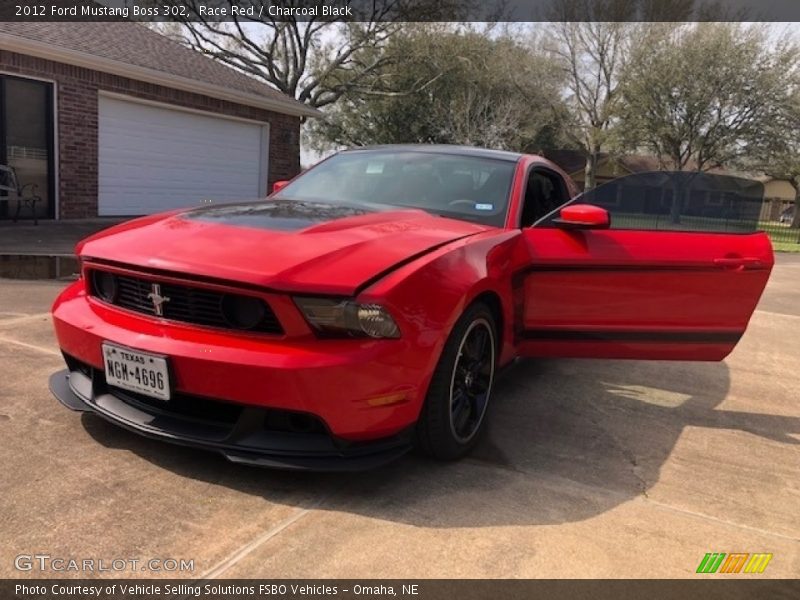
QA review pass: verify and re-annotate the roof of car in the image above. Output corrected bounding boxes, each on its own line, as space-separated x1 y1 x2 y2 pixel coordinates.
344 145 525 162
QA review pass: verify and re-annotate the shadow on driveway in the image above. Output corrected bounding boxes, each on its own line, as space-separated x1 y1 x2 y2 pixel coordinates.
79 356 800 528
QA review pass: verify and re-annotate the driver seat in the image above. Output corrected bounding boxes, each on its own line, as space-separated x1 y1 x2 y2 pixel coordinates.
521 176 546 227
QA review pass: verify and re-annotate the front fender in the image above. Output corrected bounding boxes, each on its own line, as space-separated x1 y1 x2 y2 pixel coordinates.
358 231 520 406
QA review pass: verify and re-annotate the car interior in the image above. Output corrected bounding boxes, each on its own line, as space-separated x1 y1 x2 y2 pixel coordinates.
520 169 570 227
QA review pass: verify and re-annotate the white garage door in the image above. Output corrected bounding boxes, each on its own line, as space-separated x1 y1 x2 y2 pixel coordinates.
98 95 268 216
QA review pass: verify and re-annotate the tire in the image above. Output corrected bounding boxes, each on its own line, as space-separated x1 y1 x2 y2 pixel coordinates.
416 301 497 460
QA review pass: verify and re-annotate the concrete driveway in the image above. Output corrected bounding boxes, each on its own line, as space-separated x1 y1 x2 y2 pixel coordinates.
1 255 798 579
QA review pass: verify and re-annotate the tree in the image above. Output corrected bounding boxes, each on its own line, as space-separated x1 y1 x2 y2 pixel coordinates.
308 25 569 152
544 0 657 190
619 23 800 172
544 3 713 190
151 0 478 116
545 20 635 189
617 23 800 223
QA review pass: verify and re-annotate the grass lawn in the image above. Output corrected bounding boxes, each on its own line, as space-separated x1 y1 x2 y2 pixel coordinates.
759 222 800 253
769 240 800 253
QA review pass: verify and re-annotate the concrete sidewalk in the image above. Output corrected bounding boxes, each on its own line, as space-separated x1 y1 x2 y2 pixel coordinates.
0 218 127 255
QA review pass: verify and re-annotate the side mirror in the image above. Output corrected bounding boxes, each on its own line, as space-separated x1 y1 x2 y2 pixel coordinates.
271 180 290 194
552 204 610 230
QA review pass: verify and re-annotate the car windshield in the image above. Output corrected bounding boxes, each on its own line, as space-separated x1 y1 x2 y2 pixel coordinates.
273 150 517 227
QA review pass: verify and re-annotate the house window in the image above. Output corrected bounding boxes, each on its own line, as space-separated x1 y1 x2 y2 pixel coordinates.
0 76 55 220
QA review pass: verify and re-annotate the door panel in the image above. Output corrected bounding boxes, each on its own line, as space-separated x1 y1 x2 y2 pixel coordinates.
517 228 773 360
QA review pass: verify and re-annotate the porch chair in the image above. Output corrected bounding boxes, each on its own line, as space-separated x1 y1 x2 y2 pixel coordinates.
0 164 41 225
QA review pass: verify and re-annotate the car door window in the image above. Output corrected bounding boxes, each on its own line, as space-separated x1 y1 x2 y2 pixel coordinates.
537 171 764 233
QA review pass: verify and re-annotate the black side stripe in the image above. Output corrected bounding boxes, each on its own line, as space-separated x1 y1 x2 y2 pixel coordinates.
521 329 743 344
519 263 722 274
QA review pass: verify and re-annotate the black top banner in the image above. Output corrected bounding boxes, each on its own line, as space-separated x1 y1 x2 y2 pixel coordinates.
2 0 800 22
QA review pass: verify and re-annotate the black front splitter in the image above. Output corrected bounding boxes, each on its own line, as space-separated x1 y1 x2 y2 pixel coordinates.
49 369 412 472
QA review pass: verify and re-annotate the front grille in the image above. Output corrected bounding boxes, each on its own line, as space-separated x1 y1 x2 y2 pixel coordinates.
88 269 283 334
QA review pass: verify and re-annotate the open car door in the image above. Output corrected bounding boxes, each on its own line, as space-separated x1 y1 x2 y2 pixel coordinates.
517 171 774 361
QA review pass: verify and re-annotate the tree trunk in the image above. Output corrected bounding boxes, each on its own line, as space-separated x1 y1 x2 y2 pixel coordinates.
669 155 685 224
670 193 683 224
670 176 686 225
584 152 598 191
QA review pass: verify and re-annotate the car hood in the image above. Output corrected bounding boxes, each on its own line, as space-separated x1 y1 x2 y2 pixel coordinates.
77 200 491 295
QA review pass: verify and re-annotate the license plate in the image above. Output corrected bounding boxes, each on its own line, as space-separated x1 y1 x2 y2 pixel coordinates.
102 343 171 401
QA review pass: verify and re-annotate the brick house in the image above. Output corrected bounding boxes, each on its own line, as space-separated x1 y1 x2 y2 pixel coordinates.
0 22 318 220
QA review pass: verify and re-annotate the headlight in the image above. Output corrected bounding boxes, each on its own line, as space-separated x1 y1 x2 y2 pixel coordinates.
294 297 400 339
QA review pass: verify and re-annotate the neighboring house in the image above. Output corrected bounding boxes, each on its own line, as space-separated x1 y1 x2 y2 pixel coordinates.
0 22 318 220
755 176 797 222
543 150 664 190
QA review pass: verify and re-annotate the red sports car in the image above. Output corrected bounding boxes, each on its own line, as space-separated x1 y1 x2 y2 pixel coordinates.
50 145 773 470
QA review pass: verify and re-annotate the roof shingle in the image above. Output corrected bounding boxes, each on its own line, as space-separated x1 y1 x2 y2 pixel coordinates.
0 21 315 116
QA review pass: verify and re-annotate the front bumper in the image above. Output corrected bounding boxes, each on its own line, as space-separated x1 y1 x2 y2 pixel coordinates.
52 280 439 441
50 368 413 471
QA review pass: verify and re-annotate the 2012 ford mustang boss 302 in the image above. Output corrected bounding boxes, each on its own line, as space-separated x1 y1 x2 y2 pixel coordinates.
49 145 773 470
